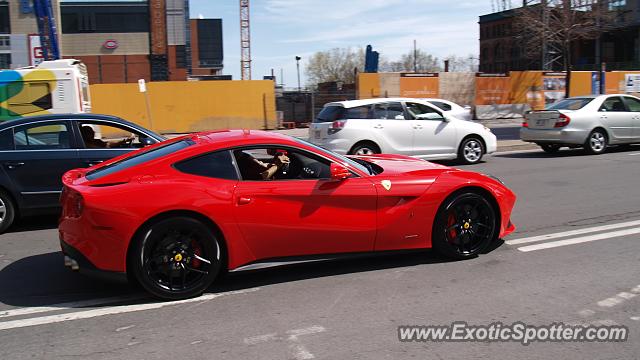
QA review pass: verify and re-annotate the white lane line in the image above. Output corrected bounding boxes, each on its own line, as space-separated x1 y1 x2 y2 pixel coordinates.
0 288 260 331
0 295 147 319
631 317 640 321
289 344 315 360
244 326 326 360
517 227 640 252
628 153 640 156
244 333 278 345
506 219 640 245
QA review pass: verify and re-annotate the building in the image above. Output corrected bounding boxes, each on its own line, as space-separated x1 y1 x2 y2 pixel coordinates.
479 0 640 73
190 18 224 78
0 0 225 83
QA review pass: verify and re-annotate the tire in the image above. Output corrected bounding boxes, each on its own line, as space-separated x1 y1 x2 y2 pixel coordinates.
540 144 561 154
349 142 380 156
584 129 608 155
131 216 222 300
432 192 497 260
0 190 16 234
458 137 484 165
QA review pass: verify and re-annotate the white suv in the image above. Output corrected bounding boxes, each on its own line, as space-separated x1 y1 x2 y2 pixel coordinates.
309 98 497 164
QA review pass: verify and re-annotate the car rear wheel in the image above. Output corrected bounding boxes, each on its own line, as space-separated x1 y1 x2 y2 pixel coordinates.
432 192 497 259
0 190 16 234
349 142 380 156
458 137 484 164
131 217 222 300
584 129 608 155
540 144 561 154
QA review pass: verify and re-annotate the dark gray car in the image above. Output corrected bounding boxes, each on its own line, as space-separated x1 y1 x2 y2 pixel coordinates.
0 114 165 232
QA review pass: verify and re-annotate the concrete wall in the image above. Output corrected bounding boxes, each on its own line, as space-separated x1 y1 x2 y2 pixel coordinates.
439 73 475 107
90 80 277 133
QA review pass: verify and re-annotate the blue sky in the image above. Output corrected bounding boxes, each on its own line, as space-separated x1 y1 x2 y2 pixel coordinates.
189 1 496 85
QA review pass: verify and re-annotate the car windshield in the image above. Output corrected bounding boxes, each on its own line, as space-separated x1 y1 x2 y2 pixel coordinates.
292 137 373 175
546 98 594 110
85 139 194 180
314 106 345 123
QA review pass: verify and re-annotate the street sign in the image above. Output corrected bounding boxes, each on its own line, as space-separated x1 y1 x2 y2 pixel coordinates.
138 79 147 93
28 35 44 66
625 74 640 93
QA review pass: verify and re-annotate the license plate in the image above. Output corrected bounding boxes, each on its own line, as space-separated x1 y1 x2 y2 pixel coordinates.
314 130 321 139
535 119 546 126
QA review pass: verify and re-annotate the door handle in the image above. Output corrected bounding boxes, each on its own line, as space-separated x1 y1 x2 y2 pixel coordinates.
4 162 24 170
414 125 423 129
237 197 252 205
373 124 384 129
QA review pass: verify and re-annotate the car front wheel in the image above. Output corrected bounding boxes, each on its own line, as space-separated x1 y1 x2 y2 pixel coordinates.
432 192 497 259
131 216 222 300
0 190 16 234
458 137 484 164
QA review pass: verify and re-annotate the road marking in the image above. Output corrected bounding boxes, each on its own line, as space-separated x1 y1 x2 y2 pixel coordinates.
516 226 640 252
0 294 146 319
578 309 595 317
506 219 640 245
244 326 326 360
595 286 640 309
0 288 260 331
628 153 640 156
631 317 640 321
115 324 136 332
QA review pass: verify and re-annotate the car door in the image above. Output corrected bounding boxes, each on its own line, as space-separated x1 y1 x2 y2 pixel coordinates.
622 96 640 141
232 146 377 260
74 119 157 167
1 120 83 209
405 101 457 158
370 102 414 155
598 96 632 141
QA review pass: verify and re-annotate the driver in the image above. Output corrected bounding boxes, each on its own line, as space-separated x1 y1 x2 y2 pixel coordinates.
237 149 290 180
80 125 135 149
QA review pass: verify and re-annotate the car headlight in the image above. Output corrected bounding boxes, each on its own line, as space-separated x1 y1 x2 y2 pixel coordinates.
483 126 492 133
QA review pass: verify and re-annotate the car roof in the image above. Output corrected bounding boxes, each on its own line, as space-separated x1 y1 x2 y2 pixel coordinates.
325 98 430 108
198 129 295 146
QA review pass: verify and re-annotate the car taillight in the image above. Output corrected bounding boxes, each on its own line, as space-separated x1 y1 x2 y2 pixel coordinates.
64 189 84 218
522 120 528 128
554 113 571 128
328 120 347 134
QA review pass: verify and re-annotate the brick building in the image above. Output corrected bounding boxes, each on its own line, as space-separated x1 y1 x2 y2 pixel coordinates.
0 0 224 83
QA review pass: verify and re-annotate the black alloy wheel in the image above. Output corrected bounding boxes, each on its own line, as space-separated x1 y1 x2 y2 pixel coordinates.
132 217 222 300
0 190 16 234
432 192 497 259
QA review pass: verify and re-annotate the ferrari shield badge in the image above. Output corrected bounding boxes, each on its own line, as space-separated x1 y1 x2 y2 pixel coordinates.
381 180 392 191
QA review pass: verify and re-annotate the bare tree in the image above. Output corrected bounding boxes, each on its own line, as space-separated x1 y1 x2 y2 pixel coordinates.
305 47 365 85
382 49 442 72
445 54 479 72
514 0 623 96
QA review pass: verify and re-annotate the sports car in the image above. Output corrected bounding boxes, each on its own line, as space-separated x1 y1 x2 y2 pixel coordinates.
59 130 516 300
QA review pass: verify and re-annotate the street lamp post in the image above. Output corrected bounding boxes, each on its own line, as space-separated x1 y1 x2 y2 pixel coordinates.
295 56 302 92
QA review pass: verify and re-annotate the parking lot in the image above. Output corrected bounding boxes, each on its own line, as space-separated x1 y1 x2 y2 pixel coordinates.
1 138 639 359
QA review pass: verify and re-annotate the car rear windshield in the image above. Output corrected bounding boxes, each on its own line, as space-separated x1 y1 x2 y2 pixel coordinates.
85 139 194 180
314 106 345 123
546 98 594 110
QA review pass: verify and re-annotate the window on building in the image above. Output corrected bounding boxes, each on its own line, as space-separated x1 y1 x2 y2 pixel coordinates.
0 2 9 34
61 3 149 33
175 45 187 68
0 53 10 69
609 0 626 10
197 19 223 68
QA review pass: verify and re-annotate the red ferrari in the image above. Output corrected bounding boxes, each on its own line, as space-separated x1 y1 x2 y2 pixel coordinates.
59 130 516 300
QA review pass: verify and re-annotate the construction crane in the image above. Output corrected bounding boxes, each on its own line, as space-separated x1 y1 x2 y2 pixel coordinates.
240 0 251 80
32 0 61 61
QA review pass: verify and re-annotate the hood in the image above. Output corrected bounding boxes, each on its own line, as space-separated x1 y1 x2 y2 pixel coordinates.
352 153 453 176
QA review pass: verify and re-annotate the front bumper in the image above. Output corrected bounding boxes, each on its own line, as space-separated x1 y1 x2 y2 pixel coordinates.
520 127 588 145
60 238 128 283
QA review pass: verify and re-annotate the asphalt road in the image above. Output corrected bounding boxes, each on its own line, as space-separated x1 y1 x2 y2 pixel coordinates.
491 126 520 140
1 146 640 359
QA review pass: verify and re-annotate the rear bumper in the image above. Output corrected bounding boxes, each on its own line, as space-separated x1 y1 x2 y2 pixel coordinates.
485 133 498 154
520 127 588 145
59 238 127 283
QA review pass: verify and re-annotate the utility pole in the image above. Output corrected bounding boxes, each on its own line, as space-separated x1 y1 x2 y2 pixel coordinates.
295 56 301 92
240 0 251 80
413 40 418 72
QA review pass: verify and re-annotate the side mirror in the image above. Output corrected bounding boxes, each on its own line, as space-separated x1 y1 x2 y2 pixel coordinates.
141 137 156 146
394 114 405 120
330 163 351 181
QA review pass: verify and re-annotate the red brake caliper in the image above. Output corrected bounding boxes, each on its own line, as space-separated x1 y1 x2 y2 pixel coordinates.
191 240 202 268
447 212 457 242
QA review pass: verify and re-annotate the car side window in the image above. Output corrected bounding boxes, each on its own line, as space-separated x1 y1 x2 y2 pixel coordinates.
430 101 452 111
405 102 445 121
78 121 152 149
373 102 405 120
623 97 640 112
13 122 71 150
0 129 14 150
233 147 331 181
174 150 238 180
344 106 372 119
600 97 627 112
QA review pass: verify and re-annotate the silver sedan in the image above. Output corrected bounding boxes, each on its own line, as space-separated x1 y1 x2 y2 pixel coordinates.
520 94 640 154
